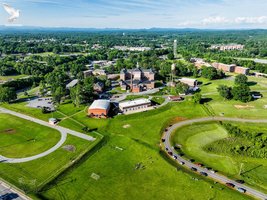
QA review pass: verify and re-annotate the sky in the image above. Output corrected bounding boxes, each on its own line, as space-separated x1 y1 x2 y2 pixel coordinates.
1 0 267 29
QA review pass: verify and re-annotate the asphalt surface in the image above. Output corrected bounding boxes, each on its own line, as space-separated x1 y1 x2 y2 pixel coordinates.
162 117 267 200
0 107 95 163
0 181 28 200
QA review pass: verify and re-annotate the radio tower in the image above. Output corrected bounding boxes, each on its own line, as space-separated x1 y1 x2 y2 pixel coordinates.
173 40 178 59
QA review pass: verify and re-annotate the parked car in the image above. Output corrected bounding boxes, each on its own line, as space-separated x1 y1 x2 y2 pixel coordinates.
200 172 208 177
210 170 216 174
168 151 173 156
226 183 235 188
237 188 246 193
191 167 197 172
173 155 178 160
236 180 245 184
161 139 166 142
179 161 185 165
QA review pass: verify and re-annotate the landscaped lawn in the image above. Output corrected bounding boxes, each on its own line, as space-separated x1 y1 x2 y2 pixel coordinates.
172 121 267 193
40 135 250 200
0 134 101 193
0 113 61 158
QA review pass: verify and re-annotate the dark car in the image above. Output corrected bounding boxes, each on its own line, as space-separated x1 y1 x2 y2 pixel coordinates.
168 151 173 156
161 139 166 142
226 183 235 188
165 128 168 132
191 167 197 172
236 180 245 184
165 147 169 151
200 172 208 177
173 155 178 160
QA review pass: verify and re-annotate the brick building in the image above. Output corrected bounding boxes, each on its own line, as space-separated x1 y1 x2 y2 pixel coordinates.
120 67 155 93
88 100 110 118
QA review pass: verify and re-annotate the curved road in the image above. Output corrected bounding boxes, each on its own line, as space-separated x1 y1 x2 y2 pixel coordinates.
162 117 267 200
0 107 95 163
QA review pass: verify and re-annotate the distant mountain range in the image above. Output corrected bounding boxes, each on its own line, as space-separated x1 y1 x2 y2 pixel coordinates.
0 25 266 33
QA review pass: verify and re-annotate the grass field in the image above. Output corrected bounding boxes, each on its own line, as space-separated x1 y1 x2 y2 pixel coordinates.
40 135 250 200
172 122 267 193
0 134 101 193
0 114 61 158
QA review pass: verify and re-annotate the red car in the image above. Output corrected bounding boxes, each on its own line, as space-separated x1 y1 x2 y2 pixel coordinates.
226 183 235 188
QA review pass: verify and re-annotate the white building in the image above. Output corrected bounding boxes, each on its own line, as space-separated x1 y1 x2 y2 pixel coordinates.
119 98 151 114
66 79 78 89
179 78 198 87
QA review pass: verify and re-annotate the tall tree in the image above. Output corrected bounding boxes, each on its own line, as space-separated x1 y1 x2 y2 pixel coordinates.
232 84 251 102
217 85 232 100
235 74 248 85
0 86 17 103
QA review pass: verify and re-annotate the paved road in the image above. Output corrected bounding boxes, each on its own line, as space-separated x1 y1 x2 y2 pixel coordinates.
0 107 95 163
162 117 267 200
0 180 29 200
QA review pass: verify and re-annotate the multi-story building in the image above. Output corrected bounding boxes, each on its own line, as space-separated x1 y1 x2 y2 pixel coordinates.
210 44 244 51
212 63 249 75
212 63 235 72
120 67 155 93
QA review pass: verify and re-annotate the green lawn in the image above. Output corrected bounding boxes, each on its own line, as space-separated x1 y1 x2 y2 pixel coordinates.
124 95 149 101
40 135 250 200
0 114 61 158
1 93 262 199
172 122 267 193
0 134 101 193
0 74 28 82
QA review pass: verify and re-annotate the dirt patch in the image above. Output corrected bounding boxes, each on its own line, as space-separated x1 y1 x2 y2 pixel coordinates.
62 145 76 152
170 117 187 124
123 124 131 129
0 129 16 134
234 105 255 109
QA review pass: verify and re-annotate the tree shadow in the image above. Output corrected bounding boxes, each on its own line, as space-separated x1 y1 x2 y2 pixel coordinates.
201 98 213 104
247 81 257 87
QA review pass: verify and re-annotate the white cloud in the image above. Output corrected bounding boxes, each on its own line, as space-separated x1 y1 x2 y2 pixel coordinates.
234 16 267 24
202 16 230 25
177 16 267 27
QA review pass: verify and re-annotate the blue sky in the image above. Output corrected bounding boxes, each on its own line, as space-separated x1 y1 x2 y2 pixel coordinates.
1 0 267 28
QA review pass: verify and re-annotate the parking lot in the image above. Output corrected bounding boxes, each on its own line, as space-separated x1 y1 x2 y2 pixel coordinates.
27 97 55 111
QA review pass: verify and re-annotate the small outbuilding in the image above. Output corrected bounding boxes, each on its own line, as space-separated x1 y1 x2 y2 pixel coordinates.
88 100 111 118
49 118 58 125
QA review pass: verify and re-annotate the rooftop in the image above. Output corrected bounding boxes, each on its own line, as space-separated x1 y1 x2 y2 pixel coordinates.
89 100 110 110
66 79 78 88
119 98 151 109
